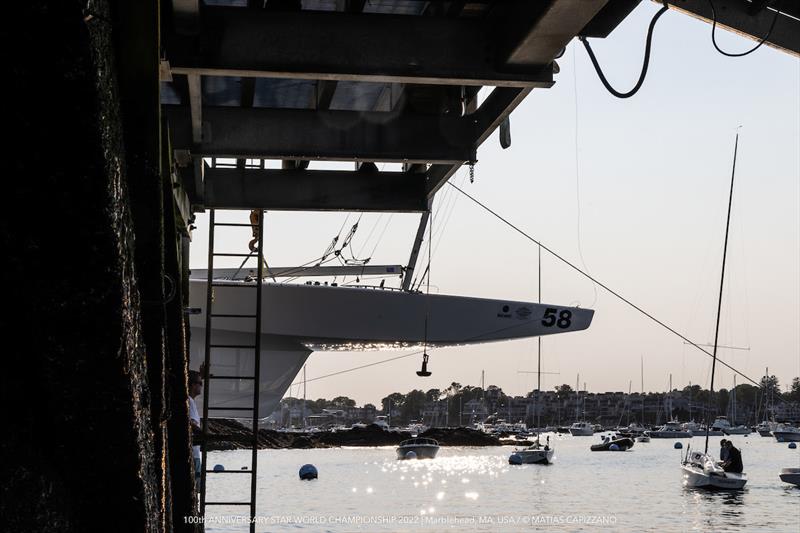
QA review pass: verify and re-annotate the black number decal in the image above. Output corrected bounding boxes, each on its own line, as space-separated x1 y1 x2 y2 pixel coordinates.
557 310 572 329
541 308 557 327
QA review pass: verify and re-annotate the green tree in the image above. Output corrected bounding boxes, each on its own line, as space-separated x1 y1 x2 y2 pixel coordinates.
401 389 427 424
330 396 356 408
787 377 800 403
381 392 404 414
425 388 441 402
555 384 573 400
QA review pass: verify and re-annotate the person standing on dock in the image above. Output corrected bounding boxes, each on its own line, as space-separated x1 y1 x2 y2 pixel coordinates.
188 370 203 483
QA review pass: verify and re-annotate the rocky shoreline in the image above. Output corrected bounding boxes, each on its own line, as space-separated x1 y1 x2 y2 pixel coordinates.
202 419 502 451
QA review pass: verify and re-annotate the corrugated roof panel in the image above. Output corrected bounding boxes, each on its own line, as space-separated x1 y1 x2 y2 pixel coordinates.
329 81 386 111
253 79 315 109
203 76 242 106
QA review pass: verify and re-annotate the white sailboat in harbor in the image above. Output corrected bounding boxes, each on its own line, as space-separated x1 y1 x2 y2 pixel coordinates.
568 375 594 436
509 245 555 465
724 375 750 435
680 131 747 490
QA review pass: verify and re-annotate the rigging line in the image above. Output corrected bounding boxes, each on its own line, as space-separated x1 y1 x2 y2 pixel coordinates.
578 2 669 99
432 169 469 259
708 0 784 57
356 213 383 257
369 213 394 258
572 45 599 309
279 256 340 284
446 181 764 389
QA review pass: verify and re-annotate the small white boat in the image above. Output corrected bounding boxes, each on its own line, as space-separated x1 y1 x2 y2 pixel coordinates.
647 420 692 439
755 420 776 437
779 468 800 487
509 435 554 465
724 425 751 435
773 424 800 442
396 437 439 460
569 422 594 436
681 450 747 490
710 416 750 436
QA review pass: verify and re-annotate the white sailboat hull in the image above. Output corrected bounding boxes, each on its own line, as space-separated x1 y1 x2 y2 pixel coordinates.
681 464 747 490
511 448 554 465
190 280 594 348
681 451 747 490
189 280 594 418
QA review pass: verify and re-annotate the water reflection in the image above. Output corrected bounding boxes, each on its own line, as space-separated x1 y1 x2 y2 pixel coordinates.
682 487 745 531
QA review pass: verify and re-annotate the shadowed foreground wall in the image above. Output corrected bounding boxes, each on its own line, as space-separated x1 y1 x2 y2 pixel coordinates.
1 2 193 531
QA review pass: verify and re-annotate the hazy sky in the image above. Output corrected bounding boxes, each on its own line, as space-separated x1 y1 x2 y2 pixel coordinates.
190 4 800 406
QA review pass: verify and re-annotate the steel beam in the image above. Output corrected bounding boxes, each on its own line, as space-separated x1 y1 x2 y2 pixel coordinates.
424 87 533 197
499 0 611 65
165 7 555 87
203 164 428 212
167 106 477 164
662 0 799 57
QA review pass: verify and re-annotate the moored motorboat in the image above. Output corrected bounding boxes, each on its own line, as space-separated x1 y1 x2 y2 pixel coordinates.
773 424 800 442
681 449 747 490
779 468 800 487
647 420 692 439
590 435 634 451
569 421 594 436
396 437 439 460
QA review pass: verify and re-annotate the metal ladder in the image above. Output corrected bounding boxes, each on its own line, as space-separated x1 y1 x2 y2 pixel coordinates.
200 208 264 532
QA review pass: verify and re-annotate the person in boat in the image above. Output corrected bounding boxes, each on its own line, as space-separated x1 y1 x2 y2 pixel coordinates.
721 440 743 473
544 436 550 451
188 370 204 483
719 439 729 462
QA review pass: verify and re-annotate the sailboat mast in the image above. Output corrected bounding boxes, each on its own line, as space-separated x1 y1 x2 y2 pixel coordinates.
705 130 740 455
537 244 542 429
641 356 645 425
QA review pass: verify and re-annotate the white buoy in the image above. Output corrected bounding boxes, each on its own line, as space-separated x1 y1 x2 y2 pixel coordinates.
405 451 418 460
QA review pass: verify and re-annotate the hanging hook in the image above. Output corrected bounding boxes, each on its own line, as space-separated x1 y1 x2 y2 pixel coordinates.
416 352 432 377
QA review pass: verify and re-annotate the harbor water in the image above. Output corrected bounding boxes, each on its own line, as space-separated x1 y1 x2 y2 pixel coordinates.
203 434 799 532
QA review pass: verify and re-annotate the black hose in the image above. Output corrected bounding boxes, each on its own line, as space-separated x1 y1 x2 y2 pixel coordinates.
579 3 669 99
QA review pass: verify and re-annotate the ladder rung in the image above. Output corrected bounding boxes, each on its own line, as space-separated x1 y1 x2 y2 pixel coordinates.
213 223 258 227
213 253 255 257
205 469 254 474
208 344 256 349
204 502 252 506
207 406 254 411
210 314 257 318
209 375 257 380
